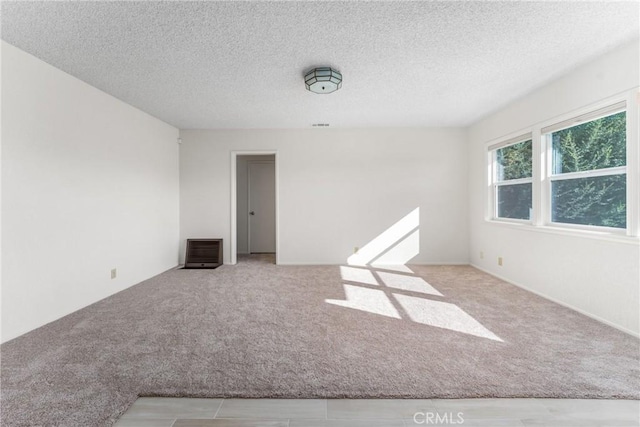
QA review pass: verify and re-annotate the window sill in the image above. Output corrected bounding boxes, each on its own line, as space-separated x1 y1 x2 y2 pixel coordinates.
485 219 640 245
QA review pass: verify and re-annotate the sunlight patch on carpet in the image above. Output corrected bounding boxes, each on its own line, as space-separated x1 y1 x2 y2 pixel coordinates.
326 284 401 318
377 271 443 296
340 266 379 286
333 207 502 342
394 294 503 342
369 264 415 274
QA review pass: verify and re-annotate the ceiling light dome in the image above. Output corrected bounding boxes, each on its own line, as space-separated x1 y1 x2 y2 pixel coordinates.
305 67 342 94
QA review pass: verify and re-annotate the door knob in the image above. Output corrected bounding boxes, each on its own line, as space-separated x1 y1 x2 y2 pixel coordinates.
249 211 255 215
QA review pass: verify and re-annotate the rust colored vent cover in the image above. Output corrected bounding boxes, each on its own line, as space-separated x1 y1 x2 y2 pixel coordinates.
185 239 222 269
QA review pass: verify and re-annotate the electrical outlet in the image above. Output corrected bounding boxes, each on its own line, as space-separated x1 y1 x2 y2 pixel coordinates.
498 257 503 266
480 251 484 259
111 268 117 279
354 246 359 254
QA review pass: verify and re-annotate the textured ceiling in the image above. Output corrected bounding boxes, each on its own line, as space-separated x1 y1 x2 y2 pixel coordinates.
2 1 638 129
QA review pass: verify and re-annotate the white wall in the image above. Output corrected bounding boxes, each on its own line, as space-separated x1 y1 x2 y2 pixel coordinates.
180 128 468 265
1 42 180 343
236 155 275 254
468 39 640 336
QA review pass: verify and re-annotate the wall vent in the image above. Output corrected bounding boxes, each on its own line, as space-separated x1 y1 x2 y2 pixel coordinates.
184 239 223 269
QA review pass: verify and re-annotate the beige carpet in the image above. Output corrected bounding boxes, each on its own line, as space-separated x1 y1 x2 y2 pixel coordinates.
1 257 638 426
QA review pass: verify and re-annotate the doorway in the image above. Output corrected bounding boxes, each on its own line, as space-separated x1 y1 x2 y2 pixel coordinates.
231 152 278 265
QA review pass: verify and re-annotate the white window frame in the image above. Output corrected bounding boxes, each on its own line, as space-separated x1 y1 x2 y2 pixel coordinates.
542 102 628 234
484 88 639 242
489 135 533 223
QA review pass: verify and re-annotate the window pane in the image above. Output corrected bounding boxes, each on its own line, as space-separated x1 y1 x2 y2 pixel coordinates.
552 111 626 175
496 140 532 181
497 183 532 220
552 174 626 228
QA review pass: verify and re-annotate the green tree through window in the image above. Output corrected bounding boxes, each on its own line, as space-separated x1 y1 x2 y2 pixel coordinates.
497 140 533 180
551 112 626 228
495 140 532 220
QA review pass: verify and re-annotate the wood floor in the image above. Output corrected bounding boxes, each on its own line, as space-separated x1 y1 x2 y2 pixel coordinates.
114 397 640 426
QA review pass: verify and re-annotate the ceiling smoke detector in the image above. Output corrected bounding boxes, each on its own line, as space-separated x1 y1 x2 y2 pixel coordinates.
305 67 342 94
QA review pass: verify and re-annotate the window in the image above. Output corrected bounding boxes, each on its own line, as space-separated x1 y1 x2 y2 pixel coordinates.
486 96 637 238
491 138 533 220
545 108 626 229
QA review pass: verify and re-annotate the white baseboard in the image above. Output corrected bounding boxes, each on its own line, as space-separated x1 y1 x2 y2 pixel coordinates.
412 262 470 266
275 261 470 266
470 263 640 339
276 262 340 266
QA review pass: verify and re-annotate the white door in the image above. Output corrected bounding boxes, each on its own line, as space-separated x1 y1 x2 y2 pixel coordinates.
249 161 276 253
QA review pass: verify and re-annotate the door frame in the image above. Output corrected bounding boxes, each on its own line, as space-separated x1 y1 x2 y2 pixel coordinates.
230 150 279 265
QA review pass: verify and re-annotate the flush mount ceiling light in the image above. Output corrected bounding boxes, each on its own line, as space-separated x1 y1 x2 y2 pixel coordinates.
305 67 342 94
